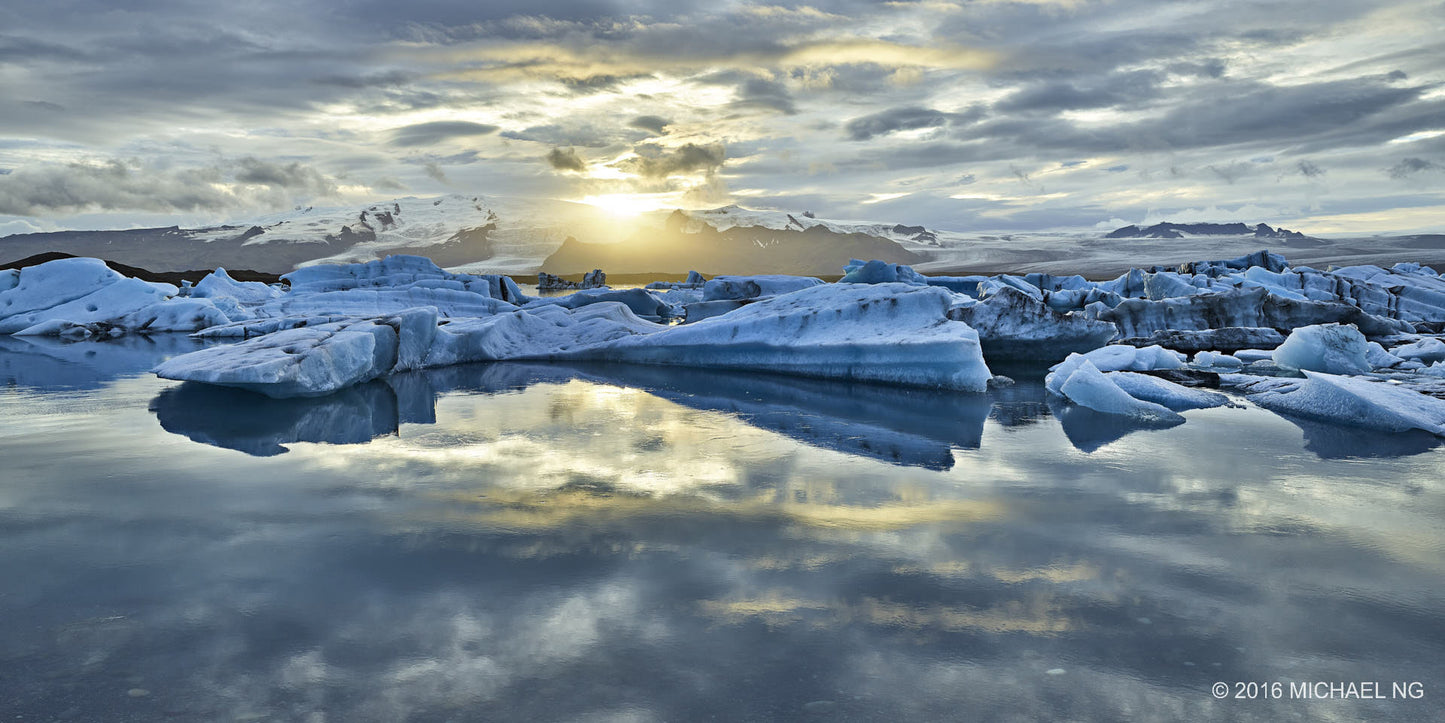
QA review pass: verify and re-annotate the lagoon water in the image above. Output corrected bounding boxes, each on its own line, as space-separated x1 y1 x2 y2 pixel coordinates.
2 336 1443 722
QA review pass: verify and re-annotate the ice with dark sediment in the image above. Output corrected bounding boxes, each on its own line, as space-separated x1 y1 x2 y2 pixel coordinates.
947 286 1117 362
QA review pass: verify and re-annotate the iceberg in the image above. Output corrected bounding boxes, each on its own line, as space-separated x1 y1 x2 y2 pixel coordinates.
1098 287 1408 339
839 258 928 285
0 257 179 335
150 380 410 456
1271 323 1370 375
947 286 1117 362
1391 337 1445 364
582 283 994 391
1248 371 1445 436
523 287 671 319
1105 371 1230 410
1053 360 1185 424
190 268 281 305
1045 345 1185 396
157 284 995 397
701 274 824 301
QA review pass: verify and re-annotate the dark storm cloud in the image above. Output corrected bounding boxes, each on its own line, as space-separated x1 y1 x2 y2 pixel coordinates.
423 161 449 183
994 71 1163 114
846 106 984 141
545 148 587 172
23 100 66 112
629 116 671 135
233 158 338 192
371 176 408 192
696 71 798 115
390 121 500 147
846 107 950 141
1167 59 1228 79
501 123 617 148
1295 160 1326 178
557 74 653 94
1143 78 1427 150
735 78 797 115
1387 157 1442 179
311 70 417 89
0 35 88 63
942 77 1433 157
620 143 725 178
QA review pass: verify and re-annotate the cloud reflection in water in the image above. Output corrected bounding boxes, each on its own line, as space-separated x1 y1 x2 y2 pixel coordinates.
2 342 1444 720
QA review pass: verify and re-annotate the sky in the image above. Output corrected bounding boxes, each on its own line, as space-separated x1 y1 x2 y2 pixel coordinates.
0 0 1443 236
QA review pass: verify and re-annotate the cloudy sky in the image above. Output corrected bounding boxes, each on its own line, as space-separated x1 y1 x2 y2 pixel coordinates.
1 0 1443 235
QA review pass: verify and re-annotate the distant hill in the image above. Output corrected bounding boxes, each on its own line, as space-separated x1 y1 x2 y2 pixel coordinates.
540 211 924 276
1106 222 1309 240
0 251 280 284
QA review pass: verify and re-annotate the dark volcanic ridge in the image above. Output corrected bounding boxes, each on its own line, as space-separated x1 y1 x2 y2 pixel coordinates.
0 226 337 276
0 252 281 285
1107 222 1309 240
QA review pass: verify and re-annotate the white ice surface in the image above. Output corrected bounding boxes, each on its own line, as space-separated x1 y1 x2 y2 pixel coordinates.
0 258 190 336
1045 345 1186 396
1272 323 1370 374
190 268 281 305
1107 371 1230 410
1391 337 1445 364
1055 361 1185 424
1191 351 1244 369
1248 371 1445 436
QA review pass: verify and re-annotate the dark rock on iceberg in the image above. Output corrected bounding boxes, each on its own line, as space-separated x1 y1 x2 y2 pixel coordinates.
1118 327 1286 352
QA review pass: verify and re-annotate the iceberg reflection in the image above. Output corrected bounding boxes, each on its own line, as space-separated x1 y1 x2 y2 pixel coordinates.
150 362 993 468
149 382 407 456
1284 414 1440 459
0 334 207 391
1047 396 1184 453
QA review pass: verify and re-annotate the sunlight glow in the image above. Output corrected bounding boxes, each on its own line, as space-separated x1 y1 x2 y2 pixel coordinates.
1387 129 1445 145
577 193 680 217
862 192 910 204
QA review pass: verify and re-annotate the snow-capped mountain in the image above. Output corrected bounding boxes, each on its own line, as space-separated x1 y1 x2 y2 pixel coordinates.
0 195 945 276
2 193 1442 277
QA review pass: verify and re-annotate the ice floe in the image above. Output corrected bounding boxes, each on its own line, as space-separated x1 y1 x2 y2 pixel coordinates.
1246 371 1445 436
1053 361 1185 424
1271 323 1370 375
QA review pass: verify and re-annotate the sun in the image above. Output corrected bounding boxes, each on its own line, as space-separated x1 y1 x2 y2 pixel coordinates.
577 193 676 218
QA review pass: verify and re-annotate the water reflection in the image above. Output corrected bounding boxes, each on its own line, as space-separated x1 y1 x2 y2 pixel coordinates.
150 362 994 468
0 334 206 390
145 358 1445 463
1281 414 1440 459
2 341 1445 721
1047 396 1185 454
150 382 407 456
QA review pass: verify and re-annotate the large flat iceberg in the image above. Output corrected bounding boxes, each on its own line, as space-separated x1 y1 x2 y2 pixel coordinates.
1247 371 1445 436
157 283 995 397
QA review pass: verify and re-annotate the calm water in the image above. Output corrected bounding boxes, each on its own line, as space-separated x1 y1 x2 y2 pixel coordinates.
2 335 1443 722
